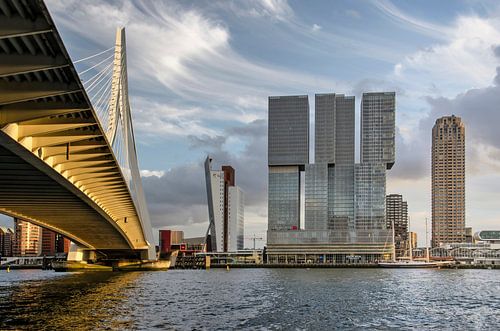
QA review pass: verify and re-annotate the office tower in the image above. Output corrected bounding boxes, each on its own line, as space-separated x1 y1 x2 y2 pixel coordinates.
355 92 396 241
12 218 41 256
386 194 408 257
228 185 244 251
310 94 355 232
361 92 396 168
0 226 14 257
266 91 395 264
205 157 245 252
268 96 309 232
431 115 465 247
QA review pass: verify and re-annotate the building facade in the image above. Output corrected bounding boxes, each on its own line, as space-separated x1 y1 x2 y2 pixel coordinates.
13 218 41 256
431 115 466 247
40 228 71 255
386 194 408 257
205 157 244 252
266 92 395 263
0 226 14 257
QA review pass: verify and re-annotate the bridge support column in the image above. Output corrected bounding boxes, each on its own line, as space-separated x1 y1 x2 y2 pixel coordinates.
67 243 96 262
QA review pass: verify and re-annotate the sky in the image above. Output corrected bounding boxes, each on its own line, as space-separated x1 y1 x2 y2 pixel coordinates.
2 0 500 247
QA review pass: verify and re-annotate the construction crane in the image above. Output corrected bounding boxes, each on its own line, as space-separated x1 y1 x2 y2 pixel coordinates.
245 234 264 250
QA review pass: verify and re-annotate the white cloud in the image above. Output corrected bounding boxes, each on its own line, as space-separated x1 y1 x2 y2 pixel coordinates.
372 0 450 39
140 170 165 178
312 24 322 32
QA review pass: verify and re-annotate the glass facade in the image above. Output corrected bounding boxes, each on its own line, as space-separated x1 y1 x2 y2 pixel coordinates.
267 92 395 259
304 163 328 230
354 163 388 242
361 92 395 169
268 95 309 166
268 166 300 231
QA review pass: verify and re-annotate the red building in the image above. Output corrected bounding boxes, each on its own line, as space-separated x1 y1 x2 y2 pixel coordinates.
159 230 184 254
41 228 71 255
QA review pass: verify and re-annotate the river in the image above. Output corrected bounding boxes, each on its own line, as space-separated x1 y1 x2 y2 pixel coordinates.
0 268 499 330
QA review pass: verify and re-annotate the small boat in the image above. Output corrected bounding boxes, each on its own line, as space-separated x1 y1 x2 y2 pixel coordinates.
378 260 439 268
378 215 446 268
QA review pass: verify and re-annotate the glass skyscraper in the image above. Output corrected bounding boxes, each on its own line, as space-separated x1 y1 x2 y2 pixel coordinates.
266 92 396 264
268 96 309 232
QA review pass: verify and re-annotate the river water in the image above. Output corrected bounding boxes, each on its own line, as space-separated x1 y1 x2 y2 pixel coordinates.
0 268 498 330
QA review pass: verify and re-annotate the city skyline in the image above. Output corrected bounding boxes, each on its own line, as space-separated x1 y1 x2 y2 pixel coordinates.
1 0 500 247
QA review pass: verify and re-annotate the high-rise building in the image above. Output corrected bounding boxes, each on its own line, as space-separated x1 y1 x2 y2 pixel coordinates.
361 92 396 169
12 218 41 256
386 194 408 257
266 92 396 263
268 96 309 232
205 157 244 252
431 115 465 247
0 226 14 257
311 94 355 232
354 92 396 241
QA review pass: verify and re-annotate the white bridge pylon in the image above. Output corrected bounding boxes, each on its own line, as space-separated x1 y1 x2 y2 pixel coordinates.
103 28 155 260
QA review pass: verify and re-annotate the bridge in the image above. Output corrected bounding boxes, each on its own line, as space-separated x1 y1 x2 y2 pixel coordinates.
0 0 156 261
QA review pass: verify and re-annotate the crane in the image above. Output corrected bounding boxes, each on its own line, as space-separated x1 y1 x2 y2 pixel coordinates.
245 234 264 250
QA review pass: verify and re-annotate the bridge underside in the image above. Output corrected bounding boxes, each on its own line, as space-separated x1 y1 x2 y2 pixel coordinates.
0 0 154 259
0 138 130 250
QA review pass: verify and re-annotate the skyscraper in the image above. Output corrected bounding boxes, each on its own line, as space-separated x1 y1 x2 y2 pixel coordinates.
360 92 396 168
386 194 408 257
268 96 309 232
431 115 465 247
205 157 245 252
354 92 396 243
266 92 395 263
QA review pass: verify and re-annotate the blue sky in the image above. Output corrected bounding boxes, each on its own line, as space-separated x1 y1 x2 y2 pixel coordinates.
2 0 500 247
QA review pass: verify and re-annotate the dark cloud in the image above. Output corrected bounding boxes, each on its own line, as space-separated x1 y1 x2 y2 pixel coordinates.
225 119 267 137
389 127 429 180
390 73 500 180
493 45 500 58
187 134 226 149
143 119 268 228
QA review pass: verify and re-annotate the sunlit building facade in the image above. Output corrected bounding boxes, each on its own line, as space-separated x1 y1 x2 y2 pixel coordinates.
13 218 41 257
431 115 465 247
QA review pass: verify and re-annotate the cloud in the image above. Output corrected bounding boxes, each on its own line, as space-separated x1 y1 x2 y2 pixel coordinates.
142 120 268 228
312 24 322 32
494 45 500 58
391 15 500 97
372 0 450 39
188 134 227 150
140 170 165 178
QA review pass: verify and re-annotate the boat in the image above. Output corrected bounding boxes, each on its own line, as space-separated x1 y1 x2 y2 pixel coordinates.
378 216 442 268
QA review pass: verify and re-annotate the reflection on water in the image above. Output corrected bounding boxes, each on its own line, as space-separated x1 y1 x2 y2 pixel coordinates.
0 271 142 330
0 269 499 330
